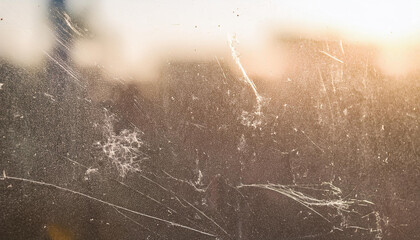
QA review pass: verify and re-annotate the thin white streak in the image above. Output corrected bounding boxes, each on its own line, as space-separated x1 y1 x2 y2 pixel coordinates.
227 34 261 102
43 50 83 86
319 50 344 63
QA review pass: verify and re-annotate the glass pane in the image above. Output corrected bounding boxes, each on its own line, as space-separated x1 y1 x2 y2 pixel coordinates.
1 1 419 239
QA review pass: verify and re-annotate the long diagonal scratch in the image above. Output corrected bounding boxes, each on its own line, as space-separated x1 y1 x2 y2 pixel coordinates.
43 51 83 87
227 34 261 103
2 174 217 238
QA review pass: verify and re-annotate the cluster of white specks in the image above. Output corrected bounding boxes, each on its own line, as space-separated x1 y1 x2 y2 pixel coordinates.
237 134 247 152
100 113 149 177
240 110 263 128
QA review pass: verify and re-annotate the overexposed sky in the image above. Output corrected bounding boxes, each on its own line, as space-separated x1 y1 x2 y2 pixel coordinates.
1 0 419 76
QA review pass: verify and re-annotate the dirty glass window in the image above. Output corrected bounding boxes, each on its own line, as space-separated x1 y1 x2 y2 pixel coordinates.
1 1 419 239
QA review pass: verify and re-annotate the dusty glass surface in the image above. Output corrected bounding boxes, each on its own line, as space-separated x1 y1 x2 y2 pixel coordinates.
1 1 419 239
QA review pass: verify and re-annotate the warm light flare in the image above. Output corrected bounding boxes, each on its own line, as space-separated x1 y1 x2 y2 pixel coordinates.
0 0 418 77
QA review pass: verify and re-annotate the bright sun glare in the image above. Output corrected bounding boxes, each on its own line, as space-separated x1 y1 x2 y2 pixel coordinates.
0 0 419 76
